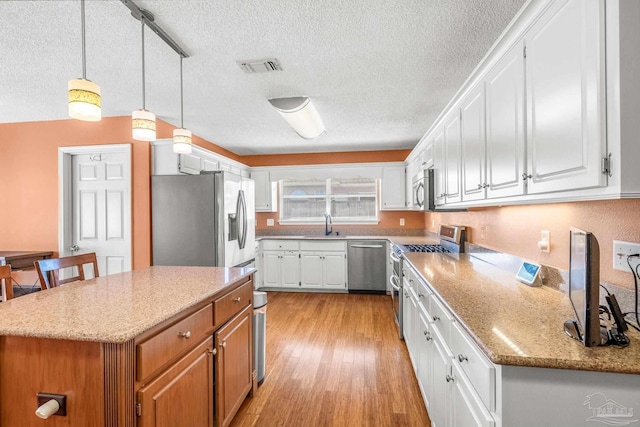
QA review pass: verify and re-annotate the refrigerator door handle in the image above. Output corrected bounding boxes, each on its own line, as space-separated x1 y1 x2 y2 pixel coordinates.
237 190 248 249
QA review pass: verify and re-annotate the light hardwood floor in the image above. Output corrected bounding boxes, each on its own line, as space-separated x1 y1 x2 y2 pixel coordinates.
230 292 431 427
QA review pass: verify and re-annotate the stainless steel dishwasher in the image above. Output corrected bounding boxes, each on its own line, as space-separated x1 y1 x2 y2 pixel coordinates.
347 241 387 294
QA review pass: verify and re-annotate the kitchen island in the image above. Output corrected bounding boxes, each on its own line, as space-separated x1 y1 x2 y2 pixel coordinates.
0 266 255 427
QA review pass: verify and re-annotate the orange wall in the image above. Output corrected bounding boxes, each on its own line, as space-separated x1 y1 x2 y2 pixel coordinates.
0 117 240 270
243 149 410 167
427 199 640 289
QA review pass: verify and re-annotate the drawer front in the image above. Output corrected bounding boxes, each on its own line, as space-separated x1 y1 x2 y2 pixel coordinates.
214 280 253 327
450 321 495 411
137 303 214 381
300 240 346 251
430 295 453 342
262 240 300 251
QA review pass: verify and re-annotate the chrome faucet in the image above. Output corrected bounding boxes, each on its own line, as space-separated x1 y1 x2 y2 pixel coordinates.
324 212 333 236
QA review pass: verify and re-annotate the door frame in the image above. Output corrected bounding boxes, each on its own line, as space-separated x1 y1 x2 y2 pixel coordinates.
57 144 133 271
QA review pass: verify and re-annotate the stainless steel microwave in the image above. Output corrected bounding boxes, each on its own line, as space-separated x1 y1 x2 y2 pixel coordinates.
412 169 435 211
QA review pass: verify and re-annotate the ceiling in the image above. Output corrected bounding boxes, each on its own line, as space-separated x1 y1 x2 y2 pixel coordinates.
0 0 526 155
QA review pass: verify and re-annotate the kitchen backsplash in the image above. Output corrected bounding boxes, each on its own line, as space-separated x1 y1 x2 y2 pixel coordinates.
256 226 429 237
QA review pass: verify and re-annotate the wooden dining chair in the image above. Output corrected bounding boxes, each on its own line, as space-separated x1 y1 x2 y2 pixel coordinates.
34 253 99 290
0 265 13 301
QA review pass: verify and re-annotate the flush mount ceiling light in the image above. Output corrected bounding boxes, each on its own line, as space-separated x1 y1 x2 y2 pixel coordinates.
132 16 156 141
173 56 192 154
268 97 326 139
68 0 101 121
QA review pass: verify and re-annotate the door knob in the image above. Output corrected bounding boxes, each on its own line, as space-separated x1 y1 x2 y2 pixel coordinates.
70 244 79 252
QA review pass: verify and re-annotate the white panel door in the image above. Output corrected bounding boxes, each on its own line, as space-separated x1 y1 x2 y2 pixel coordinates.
280 252 300 288
461 84 487 202
485 40 526 199
433 129 446 206
322 253 346 289
72 151 130 277
525 0 606 194
262 252 281 287
300 252 323 288
430 329 452 427
417 312 432 410
444 110 462 204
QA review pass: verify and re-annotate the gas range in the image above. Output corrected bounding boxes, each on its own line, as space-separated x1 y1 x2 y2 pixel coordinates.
392 225 466 256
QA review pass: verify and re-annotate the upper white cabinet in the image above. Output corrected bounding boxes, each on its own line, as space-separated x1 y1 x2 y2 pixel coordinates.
433 129 446 207
484 39 526 200
422 140 434 170
251 170 277 212
381 165 406 210
443 109 462 204
151 140 249 177
524 0 606 194
461 84 487 202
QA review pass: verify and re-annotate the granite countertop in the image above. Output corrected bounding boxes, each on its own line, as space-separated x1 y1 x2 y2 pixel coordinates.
0 266 254 344
403 252 640 375
257 235 440 245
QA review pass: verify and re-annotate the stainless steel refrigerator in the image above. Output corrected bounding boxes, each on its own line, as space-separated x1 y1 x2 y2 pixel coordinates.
152 171 255 267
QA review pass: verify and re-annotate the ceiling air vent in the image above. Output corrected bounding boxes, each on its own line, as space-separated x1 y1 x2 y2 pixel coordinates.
236 58 282 73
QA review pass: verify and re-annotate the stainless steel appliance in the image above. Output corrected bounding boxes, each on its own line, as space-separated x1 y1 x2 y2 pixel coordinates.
151 171 255 267
390 225 466 339
348 241 387 293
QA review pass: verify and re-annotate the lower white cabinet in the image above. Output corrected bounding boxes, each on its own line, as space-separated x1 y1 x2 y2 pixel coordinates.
300 241 347 290
262 251 300 288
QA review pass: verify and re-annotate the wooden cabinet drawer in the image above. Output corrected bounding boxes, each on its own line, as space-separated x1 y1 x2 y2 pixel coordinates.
450 321 495 411
214 280 253 327
430 295 453 342
137 304 213 381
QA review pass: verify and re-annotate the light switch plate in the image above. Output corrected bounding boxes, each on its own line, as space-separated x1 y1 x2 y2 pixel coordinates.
400 218 405 226
266 218 274 227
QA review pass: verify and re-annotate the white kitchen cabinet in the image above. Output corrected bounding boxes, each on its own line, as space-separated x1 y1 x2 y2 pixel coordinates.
422 140 434 170
461 83 487 202
151 140 249 177
433 129 446 206
450 362 495 427
405 155 420 209
416 311 433 411
524 0 606 194
252 170 277 212
380 165 406 210
261 240 300 288
430 325 452 427
299 241 347 290
444 109 462 204
484 39 526 200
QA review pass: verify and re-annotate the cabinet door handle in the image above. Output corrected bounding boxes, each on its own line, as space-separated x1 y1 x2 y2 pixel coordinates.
477 184 483 189
446 374 454 383
178 331 191 339
483 183 489 189
426 333 433 342
432 315 440 321
418 293 424 298
458 354 468 363
207 347 217 356
522 173 532 181
220 341 227 349
232 296 241 303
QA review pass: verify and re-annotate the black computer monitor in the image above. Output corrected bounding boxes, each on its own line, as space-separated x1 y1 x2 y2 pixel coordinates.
568 228 602 347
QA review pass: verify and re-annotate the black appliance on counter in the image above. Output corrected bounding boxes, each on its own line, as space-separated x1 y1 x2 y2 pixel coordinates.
389 225 466 339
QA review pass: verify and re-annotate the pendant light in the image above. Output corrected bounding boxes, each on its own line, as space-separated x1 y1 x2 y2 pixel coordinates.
173 56 192 154
132 18 156 141
68 0 101 121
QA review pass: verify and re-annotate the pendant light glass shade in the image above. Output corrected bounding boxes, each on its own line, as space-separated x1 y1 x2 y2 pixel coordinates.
69 0 101 122
173 128 192 154
68 78 102 121
173 56 192 154
132 109 156 141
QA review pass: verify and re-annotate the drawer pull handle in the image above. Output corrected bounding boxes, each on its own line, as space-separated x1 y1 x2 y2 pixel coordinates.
432 315 440 321
446 374 454 383
425 331 432 341
418 293 424 298
458 354 468 363
177 331 191 339
232 296 241 303
220 341 227 349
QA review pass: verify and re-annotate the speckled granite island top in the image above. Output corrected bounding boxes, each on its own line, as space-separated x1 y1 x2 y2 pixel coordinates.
403 252 640 375
0 266 254 343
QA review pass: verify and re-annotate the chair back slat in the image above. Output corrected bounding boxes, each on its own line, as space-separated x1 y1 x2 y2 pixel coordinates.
34 253 99 290
0 265 12 300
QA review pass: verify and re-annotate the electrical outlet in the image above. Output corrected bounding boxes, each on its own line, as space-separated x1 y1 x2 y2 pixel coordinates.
266 218 274 227
613 240 640 272
400 218 405 226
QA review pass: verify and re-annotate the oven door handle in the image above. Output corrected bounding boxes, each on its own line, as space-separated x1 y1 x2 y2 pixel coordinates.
389 275 401 291
389 252 401 263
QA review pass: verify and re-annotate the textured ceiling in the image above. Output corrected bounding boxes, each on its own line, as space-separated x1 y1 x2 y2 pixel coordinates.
0 0 526 155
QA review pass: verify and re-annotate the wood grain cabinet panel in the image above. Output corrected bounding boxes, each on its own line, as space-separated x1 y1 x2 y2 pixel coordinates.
214 280 252 327
137 337 214 427
137 304 214 381
215 305 253 427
